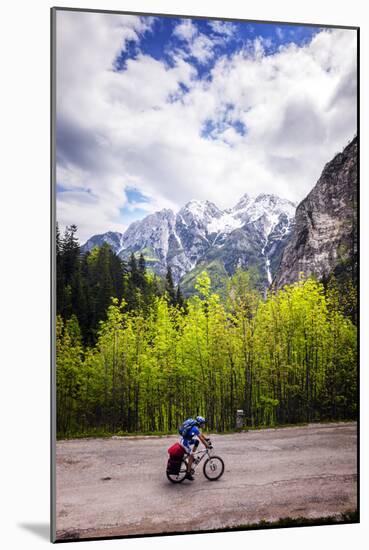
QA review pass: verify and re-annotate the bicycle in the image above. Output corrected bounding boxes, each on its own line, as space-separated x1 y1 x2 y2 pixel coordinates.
166 441 225 483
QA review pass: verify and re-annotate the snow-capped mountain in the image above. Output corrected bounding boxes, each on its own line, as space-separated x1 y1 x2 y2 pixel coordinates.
81 193 296 291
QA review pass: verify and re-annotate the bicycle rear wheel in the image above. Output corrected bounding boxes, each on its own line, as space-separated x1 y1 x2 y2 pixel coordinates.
166 459 188 483
203 456 224 481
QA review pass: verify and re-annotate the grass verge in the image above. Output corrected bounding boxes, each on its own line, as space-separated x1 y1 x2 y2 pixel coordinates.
220 510 358 531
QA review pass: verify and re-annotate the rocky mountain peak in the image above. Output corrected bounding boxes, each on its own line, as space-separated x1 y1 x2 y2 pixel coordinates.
80 138 356 295
255 192 276 202
81 190 296 291
233 193 251 211
181 199 222 220
273 136 357 288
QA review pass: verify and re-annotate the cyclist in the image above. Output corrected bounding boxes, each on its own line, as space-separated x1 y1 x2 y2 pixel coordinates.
180 416 211 481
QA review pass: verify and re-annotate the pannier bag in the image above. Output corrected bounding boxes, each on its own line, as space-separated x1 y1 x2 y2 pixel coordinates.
166 457 182 475
167 442 185 459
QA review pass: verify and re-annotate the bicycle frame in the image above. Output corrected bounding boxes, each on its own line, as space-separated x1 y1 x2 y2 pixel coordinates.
186 447 212 471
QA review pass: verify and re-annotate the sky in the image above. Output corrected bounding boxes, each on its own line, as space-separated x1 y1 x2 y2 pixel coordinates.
55 10 357 242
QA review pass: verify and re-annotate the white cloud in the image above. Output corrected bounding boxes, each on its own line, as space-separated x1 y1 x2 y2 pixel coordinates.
172 19 197 41
56 12 357 243
172 18 218 65
209 20 237 37
190 34 215 64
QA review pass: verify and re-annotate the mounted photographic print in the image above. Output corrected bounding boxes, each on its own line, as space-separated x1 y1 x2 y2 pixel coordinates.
51 7 359 543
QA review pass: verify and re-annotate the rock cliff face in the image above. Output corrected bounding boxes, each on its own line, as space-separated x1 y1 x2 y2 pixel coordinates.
273 137 357 288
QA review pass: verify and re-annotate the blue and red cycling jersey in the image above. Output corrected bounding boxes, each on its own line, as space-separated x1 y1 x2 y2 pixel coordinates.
180 425 200 454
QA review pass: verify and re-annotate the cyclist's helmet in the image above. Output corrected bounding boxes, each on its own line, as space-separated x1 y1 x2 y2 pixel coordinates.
196 416 206 426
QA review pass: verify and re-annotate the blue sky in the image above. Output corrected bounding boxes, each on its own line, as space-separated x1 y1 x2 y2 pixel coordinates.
120 187 152 225
124 19 316 68
56 11 357 241
114 17 320 70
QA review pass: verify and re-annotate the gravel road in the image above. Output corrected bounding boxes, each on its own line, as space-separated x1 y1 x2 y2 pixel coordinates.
55 422 357 540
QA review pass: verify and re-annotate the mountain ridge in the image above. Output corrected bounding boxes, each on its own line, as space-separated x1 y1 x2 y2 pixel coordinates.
80 136 357 295
81 193 296 291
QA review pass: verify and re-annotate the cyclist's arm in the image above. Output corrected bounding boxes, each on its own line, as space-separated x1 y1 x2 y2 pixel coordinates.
198 433 210 448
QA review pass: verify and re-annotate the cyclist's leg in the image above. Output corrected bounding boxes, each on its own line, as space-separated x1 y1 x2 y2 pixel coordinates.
181 438 191 462
187 439 199 472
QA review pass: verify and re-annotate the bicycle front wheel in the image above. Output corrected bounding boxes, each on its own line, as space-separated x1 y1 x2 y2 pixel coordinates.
203 456 224 481
166 459 188 483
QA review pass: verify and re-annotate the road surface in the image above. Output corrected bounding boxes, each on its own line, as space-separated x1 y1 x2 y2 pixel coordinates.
55 422 357 540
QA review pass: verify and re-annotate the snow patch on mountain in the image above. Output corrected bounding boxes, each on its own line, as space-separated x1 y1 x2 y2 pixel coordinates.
207 211 243 235
81 193 296 288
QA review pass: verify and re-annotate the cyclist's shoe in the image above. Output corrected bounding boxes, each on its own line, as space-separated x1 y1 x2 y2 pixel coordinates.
185 472 195 481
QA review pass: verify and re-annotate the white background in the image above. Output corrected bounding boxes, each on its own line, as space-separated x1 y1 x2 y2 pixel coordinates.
0 0 367 548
